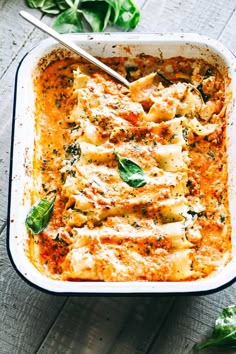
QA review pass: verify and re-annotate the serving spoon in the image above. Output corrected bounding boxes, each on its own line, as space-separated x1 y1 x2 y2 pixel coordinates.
19 11 130 87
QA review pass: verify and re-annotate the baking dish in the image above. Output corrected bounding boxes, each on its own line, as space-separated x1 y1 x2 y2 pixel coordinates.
7 33 236 294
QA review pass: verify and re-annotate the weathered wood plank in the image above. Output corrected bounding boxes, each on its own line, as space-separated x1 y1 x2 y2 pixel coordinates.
148 285 236 354
0 6 51 221
0 0 42 78
106 297 175 354
135 0 236 38
36 296 174 354
218 9 236 54
0 226 67 354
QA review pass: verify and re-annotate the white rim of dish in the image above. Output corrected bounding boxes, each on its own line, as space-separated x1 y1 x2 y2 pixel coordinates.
7 33 236 294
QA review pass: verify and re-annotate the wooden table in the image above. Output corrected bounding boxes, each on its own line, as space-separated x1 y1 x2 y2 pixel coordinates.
1 1 236 353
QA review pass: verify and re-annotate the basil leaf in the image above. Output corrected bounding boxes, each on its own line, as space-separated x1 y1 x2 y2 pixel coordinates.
26 0 45 7
115 0 140 29
53 7 84 33
26 0 60 14
26 0 140 31
105 0 121 23
38 0 60 14
81 0 121 23
114 151 146 188
25 196 56 234
195 305 236 350
81 2 111 32
57 0 71 11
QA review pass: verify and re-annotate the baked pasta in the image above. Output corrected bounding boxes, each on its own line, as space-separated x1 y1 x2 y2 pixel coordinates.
27 52 231 281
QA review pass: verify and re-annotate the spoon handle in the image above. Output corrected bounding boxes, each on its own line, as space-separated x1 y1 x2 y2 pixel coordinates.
20 11 130 87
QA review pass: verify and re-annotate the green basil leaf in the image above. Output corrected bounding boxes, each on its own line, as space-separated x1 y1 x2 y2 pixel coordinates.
57 0 71 11
39 0 60 14
115 0 140 29
25 196 56 234
81 2 111 32
114 151 146 188
26 0 60 14
52 7 84 33
81 0 121 23
26 0 140 32
195 305 236 350
26 0 46 8
105 0 121 23
26 0 44 9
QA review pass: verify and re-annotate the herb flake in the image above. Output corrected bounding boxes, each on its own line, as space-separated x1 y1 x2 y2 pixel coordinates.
25 196 56 234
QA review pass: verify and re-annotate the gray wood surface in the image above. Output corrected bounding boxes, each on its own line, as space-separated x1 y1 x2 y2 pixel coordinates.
1 0 236 353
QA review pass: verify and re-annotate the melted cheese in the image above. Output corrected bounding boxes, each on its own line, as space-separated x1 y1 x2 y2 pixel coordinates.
29 55 231 281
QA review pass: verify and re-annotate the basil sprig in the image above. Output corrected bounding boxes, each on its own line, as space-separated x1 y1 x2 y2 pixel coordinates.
114 151 146 188
195 305 236 350
26 0 140 33
25 196 56 234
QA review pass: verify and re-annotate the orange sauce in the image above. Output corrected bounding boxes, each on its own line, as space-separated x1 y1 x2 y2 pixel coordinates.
28 54 231 280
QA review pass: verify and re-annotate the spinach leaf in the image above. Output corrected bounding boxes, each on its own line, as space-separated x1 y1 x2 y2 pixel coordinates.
155 71 174 85
25 196 56 234
65 142 81 164
196 83 209 103
195 305 236 350
26 0 61 15
115 0 140 29
53 7 83 33
114 151 146 188
195 68 213 103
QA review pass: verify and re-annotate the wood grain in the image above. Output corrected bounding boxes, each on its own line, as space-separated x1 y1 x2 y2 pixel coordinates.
148 288 236 354
136 0 236 38
0 1 41 78
37 296 174 354
0 226 67 354
219 9 236 54
0 1 50 222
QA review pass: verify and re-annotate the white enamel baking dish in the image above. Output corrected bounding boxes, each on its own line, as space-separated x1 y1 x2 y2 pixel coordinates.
7 33 236 294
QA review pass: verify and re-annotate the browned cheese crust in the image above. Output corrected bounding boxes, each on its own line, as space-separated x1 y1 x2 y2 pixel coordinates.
28 55 231 281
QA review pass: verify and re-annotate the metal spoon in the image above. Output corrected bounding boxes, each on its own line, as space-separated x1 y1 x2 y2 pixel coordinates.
19 11 130 87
